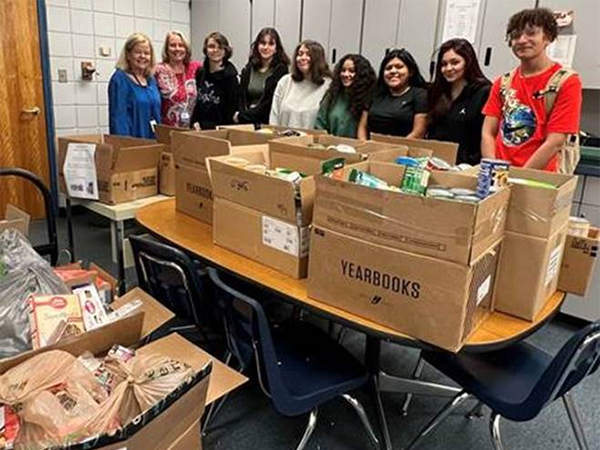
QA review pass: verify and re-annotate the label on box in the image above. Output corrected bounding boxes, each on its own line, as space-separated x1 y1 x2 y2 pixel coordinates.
545 244 563 286
74 284 109 331
477 275 491 305
262 216 304 257
63 143 99 200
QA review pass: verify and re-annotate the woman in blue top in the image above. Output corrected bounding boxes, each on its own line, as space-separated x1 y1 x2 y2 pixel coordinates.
109 33 161 138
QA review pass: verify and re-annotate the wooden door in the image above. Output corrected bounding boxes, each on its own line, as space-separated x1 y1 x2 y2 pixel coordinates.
0 0 49 219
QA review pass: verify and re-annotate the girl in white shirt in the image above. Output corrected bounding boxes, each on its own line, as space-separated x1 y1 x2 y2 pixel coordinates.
269 40 331 128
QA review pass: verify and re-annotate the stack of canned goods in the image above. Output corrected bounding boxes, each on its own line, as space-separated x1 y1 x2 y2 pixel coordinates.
477 158 510 199
426 186 480 203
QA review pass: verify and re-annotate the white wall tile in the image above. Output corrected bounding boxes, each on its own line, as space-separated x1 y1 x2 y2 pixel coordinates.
97 82 109 105
93 0 114 13
54 105 77 128
73 34 95 57
115 0 134 15
77 106 99 128
79 126 102 134
95 59 117 82
48 32 73 57
47 6 71 32
71 0 92 10
170 1 189 24
50 57 74 82
177 23 190 41
71 10 94 35
75 82 98 104
55 128 78 137
98 105 109 126
134 0 153 18
134 18 154 38
115 15 135 38
94 13 115 37
154 20 170 42
154 0 170 20
94 36 116 59
52 82 75 105
48 0 69 6
100 126 110 134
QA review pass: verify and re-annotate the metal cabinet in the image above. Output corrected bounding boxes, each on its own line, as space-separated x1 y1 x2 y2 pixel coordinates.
361 0 401 69
301 0 333 51
328 0 364 65
274 0 302 58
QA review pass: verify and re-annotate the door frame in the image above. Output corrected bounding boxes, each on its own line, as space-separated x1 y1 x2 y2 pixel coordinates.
36 0 58 213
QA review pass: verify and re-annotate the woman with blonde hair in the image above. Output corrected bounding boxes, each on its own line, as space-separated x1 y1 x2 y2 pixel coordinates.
154 31 202 127
109 33 161 138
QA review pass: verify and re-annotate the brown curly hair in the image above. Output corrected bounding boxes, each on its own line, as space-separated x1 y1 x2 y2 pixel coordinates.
506 8 558 44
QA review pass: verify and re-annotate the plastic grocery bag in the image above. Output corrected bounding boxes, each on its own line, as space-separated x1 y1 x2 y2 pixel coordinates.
0 229 49 276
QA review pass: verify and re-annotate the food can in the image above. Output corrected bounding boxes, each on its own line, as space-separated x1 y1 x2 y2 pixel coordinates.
477 158 510 199
426 157 452 171
568 217 591 237
426 188 455 199
449 187 477 197
455 195 480 204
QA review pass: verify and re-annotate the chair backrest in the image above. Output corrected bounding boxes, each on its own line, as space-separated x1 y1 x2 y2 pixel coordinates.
129 234 203 327
532 320 600 409
208 268 294 412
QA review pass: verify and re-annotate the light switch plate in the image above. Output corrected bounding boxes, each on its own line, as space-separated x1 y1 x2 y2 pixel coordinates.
58 69 68 83
99 46 111 57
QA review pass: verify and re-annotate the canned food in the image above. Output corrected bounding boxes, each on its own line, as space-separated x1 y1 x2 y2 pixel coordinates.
455 195 480 203
426 188 455 199
477 158 510 199
427 157 452 171
450 187 477 196
568 217 591 237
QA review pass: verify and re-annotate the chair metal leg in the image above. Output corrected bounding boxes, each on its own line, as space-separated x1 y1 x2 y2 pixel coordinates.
466 401 485 420
401 355 425 417
342 394 380 448
563 393 590 450
371 376 393 450
295 408 319 450
489 413 505 450
202 351 234 435
404 391 471 450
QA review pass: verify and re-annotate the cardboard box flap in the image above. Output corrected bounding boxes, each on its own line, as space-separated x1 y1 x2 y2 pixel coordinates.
110 146 160 172
112 287 175 338
269 139 364 166
471 187 510 262
371 133 458 165
104 134 157 148
558 227 600 296
155 124 187 144
138 333 248 404
226 128 274 145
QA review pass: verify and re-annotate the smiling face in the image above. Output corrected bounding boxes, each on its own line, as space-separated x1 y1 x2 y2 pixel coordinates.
440 49 466 84
206 37 225 65
340 58 356 88
128 41 152 73
258 34 277 64
296 45 311 75
509 25 551 61
167 34 187 64
383 57 410 92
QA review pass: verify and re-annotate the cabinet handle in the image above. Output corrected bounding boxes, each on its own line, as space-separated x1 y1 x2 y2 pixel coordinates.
385 48 390 56
484 47 492 66
332 48 337 64
429 61 436 78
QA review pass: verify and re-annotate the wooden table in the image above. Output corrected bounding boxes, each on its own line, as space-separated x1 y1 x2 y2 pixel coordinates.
136 198 564 351
137 199 565 449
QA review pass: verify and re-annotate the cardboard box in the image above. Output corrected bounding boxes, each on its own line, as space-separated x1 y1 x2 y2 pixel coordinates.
494 224 569 320
214 198 310 278
160 151 176 196
176 163 213 224
506 167 576 238
558 227 599 296
370 133 459 165
307 226 500 352
0 204 30 235
218 123 327 136
269 134 370 163
155 124 188 146
313 161 510 265
58 135 163 204
167 420 201 450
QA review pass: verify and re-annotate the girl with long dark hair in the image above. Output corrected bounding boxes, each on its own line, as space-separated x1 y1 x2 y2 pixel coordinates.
235 28 290 125
366 48 428 138
315 54 376 138
428 38 491 164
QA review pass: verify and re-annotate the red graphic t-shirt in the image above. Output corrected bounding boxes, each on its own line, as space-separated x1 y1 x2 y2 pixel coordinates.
483 63 582 172
155 60 202 127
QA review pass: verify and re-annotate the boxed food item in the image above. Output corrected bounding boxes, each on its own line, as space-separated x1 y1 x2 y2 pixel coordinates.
307 226 500 352
558 227 599 296
494 223 569 320
29 294 86 350
0 204 30 236
312 161 510 265
370 133 459 165
505 167 576 238
57 135 163 204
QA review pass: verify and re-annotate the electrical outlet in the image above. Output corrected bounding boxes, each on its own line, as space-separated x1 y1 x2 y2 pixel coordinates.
58 69 68 83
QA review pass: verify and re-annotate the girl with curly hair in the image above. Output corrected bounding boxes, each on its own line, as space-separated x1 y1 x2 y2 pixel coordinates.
315 54 376 138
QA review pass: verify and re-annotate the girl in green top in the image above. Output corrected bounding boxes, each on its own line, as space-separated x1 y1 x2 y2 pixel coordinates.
315 54 376 139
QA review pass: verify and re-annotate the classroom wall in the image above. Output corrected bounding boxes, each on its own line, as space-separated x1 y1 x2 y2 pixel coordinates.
46 0 190 137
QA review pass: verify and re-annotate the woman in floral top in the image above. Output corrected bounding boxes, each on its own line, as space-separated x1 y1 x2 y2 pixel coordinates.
155 31 202 127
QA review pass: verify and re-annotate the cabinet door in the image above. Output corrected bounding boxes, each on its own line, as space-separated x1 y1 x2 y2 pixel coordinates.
275 0 302 58
301 0 332 49
190 0 219 61
328 0 364 65
219 0 252 69
397 0 441 81
362 0 401 70
540 0 600 88
477 0 536 80
252 0 275 40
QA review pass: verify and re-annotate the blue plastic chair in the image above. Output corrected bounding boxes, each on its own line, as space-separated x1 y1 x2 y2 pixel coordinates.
404 320 600 450
208 268 381 450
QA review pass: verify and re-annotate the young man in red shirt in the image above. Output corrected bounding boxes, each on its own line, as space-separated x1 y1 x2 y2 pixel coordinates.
481 8 582 172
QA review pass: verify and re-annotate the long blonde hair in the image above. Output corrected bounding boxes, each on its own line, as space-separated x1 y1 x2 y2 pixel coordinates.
116 33 155 77
161 31 192 65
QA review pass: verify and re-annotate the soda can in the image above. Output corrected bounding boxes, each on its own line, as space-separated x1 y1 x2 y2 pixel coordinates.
477 158 510 199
